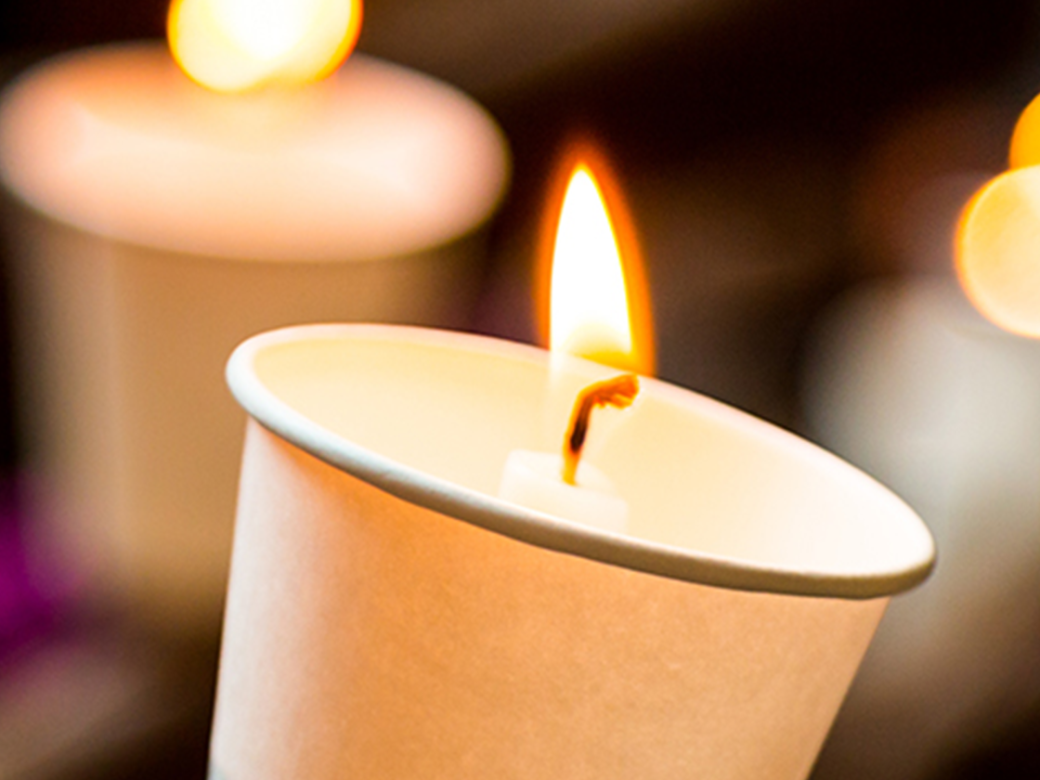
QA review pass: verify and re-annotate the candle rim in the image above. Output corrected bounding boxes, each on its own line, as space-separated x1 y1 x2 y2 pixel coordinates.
226 324 936 600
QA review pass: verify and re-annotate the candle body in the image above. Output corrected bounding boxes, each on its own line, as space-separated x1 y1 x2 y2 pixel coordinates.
0 45 509 630
214 421 886 780
498 450 628 533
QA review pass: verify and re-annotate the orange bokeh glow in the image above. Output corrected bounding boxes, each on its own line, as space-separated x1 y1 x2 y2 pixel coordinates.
541 146 654 375
956 166 1040 337
168 0 362 93
1009 92 1040 169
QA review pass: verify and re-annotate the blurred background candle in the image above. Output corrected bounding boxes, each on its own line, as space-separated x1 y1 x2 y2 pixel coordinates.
0 0 508 636
804 274 1040 780
801 94 1040 780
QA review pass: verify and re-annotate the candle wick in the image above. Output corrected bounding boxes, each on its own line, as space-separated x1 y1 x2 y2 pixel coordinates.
562 374 639 485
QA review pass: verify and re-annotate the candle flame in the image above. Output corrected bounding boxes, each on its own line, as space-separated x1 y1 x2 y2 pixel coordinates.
1010 92 1040 169
168 0 362 92
956 167 1040 337
954 86 1040 337
547 152 653 374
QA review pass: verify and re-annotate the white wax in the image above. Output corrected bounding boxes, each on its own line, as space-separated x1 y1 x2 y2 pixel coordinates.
0 42 508 261
498 449 628 533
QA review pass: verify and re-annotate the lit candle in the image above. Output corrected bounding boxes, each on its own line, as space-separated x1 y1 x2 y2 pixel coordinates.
0 0 508 631
208 149 936 780
498 161 645 533
213 322 935 780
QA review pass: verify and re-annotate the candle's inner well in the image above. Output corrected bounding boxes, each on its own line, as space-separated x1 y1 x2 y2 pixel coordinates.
243 328 934 588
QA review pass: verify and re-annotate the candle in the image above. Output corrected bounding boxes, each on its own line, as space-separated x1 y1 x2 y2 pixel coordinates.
212 323 934 780
497 161 644 533
0 43 506 263
0 0 508 631
207 149 935 779
803 95 1040 775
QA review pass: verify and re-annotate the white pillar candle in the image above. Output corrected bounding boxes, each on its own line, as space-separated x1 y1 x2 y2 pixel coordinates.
0 40 508 631
211 323 935 780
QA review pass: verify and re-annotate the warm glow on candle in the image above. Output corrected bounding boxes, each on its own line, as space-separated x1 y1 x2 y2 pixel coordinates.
956 167 1040 337
168 0 362 92
549 158 653 374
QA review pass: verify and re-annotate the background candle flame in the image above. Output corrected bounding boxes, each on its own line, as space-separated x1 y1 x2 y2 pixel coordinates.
956 88 1040 338
1009 93 1040 170
547 153 654 374
956 167 1040 337
168 0 362 93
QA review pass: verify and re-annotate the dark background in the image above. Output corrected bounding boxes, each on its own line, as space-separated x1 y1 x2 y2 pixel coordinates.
2 0 1037 435
1 1 1039 778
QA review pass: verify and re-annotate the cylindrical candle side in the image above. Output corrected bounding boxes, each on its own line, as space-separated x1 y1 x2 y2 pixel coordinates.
213 421 887 780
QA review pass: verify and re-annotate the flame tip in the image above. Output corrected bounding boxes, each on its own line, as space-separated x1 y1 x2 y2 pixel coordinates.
546 146 654 375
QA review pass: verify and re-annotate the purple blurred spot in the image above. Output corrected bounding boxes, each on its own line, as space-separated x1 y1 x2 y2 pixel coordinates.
0 478 66 670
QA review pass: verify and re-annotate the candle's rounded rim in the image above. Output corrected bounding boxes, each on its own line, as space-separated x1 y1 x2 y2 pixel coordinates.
227 324 936 600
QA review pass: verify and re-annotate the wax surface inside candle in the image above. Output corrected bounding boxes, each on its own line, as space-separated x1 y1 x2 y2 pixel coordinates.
498 450 627 532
